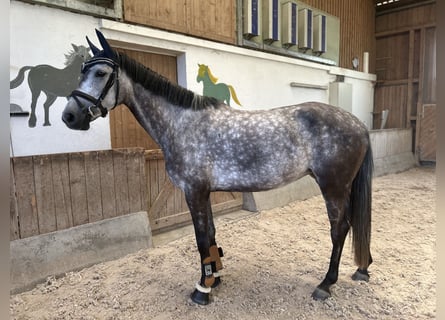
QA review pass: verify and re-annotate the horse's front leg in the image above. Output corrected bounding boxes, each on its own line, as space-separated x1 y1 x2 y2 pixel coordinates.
206 197 224 288
185 189 223 305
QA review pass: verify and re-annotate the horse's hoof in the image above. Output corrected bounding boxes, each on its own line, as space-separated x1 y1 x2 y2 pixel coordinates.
211 277 221 288
311 287 331 301
190 289 210 305
352 269 370 282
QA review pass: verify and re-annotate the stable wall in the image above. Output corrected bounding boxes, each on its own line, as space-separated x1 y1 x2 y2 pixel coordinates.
10 1 376 156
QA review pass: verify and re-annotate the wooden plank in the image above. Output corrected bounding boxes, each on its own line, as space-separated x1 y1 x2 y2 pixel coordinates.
174 185 184 217
33 155 56 235
406 29 415 128
375 22 436 38
415 27 426 160
68 153 89 226
152 209 191 232
139 150 149 213
113 149 130 216
166 179 176 217
51 153 73 230
375 2 435 34
422 27 436 103
127 149 143 213
148 158 159 212
148 179 176 229
157 159 168 219
10 159 20 240
84 151 103 223
124 0 188 41
12 157 39 238
418 104 436 161
98 150 117 219
145 149 164 160
188 0 236 44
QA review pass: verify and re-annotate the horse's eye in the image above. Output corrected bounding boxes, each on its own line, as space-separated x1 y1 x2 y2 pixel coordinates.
95 70 106 77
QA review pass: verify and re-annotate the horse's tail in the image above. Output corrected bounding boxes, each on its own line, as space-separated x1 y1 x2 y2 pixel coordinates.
350 140 373 269
10 66 32 89
228 85 242 106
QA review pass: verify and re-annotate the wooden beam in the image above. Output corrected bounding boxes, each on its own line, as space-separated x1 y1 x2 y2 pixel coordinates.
406 29 415 128
415 27 426 163
375 23 436 38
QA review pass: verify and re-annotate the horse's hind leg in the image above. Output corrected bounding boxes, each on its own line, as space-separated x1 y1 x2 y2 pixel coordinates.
28 90 40 128
312 190 351 300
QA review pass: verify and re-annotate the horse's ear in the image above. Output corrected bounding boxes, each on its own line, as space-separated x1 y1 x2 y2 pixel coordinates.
86 36 100 55
95 29 114 59
71 44 79 51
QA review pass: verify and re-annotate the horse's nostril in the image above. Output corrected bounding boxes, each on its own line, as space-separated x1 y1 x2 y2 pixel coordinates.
62 112 75 124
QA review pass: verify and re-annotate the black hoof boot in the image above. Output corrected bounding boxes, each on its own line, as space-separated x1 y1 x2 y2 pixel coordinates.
351 269 370 282
211 277 221 288
190 289 210 305
311 287 331 301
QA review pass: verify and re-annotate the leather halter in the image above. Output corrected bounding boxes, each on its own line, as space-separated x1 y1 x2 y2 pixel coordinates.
69 57 119 120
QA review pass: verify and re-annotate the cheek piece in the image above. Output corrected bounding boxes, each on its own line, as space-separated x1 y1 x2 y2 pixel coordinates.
69 57 119 120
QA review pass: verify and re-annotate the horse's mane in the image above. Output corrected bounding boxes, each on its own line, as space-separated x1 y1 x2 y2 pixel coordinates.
205 66 219 84
115 51 221 110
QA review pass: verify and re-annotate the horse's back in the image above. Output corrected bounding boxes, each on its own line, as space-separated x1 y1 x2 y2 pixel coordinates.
291 102 371 188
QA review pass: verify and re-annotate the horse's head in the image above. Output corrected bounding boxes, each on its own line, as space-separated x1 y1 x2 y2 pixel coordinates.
62 29 120 130
196 64 207 83
64 44 92 67
196 64 218 84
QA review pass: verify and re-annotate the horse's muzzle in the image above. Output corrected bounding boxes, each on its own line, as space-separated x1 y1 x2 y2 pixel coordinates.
62 108 91 130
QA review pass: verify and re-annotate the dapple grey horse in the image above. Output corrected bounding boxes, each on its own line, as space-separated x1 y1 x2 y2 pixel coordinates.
62 30 373 305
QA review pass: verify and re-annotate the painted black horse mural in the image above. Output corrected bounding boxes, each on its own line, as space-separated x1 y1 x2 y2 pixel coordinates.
10 44 91 127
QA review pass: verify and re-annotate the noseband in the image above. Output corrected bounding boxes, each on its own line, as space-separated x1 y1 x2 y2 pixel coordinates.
69 57 119 120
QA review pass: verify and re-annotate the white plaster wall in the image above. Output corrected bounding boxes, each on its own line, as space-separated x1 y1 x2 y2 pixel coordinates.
102 20 376 122
10 1 110 157
10 2 376 157
330 67 376 129
103 20 334 110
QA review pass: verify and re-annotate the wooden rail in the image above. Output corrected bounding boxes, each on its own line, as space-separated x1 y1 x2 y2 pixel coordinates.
10 148 147 240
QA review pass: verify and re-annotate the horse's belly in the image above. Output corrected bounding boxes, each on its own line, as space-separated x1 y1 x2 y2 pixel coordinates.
211 159 309 192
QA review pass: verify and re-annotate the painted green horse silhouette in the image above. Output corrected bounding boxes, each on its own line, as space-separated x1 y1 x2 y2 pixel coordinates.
196 64 242 106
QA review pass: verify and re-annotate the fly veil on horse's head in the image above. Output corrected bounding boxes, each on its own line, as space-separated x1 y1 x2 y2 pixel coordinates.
85 29 118 61
62 29 120 130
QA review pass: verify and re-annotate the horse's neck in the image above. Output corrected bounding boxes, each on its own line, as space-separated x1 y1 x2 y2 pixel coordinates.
203 74 214 86
124 81 183 153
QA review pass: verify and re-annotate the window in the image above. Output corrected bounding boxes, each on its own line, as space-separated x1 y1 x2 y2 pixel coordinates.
25 0 122 19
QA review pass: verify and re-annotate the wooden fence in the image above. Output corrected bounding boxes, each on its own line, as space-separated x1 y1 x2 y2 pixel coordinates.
10 148 243 240
10 149 147 240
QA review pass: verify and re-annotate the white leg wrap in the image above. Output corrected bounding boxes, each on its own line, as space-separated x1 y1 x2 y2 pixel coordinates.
213 272 221 278
195 282 211 294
